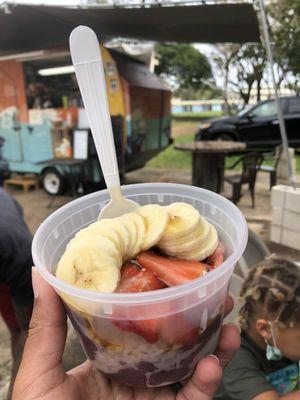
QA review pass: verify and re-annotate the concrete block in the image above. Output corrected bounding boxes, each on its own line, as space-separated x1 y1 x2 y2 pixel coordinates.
270 224 300 251
272 207 283 226
271 185 300 213
272 207 300 232
271 185 286 208
270 224 281 243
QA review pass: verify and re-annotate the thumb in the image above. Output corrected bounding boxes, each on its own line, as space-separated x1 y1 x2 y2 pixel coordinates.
178 356 222 400
17 268 67 387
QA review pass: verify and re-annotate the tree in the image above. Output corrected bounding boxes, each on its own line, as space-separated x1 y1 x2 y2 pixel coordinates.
213 44 240 113
154 44 212 92
227 44 267 105
173 84 223 101
268 0 300 92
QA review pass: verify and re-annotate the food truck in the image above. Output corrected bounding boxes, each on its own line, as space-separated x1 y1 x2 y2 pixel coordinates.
0 45 171 194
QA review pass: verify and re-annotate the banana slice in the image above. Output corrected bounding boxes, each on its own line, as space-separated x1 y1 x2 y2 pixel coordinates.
74 220 127 259
56 236 120 292
176 224 219 261
130 213 147 258
136 204 170 250
160 202 200 241
72 221 121 257
108 219 130 259
120 213 146 259
69 227 122 267
158 215 210 254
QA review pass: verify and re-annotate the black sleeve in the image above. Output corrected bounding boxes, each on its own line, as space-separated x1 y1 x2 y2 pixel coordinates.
0 189 33 297
216 348 274 400
11 197 24 218
0 229 33 306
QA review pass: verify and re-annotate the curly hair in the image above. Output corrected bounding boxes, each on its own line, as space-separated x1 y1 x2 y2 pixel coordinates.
238 255 300 330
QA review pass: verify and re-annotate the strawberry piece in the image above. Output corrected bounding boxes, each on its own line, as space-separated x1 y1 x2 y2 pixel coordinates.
113 318 159 343
113 262 164 343
115 262 165 293
207 242 225 268
136 251 209 286
158 314 198 345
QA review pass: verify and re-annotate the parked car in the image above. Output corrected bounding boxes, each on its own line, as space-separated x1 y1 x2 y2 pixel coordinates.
195 96 300 148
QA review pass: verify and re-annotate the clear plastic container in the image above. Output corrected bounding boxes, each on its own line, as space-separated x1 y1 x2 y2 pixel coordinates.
32 183 248 388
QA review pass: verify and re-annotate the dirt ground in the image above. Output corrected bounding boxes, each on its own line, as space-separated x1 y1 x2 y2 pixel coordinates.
1 167 300 398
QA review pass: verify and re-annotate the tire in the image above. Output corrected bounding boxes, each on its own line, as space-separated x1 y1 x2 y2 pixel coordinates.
42 168 65 195
213 133 234 141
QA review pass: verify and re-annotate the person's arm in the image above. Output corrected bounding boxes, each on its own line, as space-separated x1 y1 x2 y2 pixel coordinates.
254 390 300 399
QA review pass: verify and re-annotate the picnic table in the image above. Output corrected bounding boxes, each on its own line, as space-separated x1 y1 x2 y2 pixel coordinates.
175 140 246 192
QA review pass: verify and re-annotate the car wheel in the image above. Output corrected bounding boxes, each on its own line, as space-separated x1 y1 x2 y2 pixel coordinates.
42 168 65 195
214 133 234 141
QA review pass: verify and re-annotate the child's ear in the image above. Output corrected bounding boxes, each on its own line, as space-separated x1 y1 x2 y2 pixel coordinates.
256 319 272 340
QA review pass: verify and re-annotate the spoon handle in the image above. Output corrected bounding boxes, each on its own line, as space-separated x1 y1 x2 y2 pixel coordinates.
69 26 120 189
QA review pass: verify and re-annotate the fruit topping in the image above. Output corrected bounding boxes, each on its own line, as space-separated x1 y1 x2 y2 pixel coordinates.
115 262 165 293
207 241 225 268
137 251 209 286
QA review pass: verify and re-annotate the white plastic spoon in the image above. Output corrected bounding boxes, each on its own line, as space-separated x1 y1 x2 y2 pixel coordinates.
69 26 139 219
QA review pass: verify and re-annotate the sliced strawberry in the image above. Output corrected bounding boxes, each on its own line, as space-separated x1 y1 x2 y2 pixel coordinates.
115 262 165 293
113 262 164 343
207 242 225 269
136 251 209 286
158 314 198 345
113 318 159 343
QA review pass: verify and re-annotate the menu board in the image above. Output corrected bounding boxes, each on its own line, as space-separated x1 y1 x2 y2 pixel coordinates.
73 130 88 160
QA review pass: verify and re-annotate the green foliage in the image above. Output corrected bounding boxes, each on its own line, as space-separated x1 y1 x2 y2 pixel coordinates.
229 44 267 104
155 44 212 91
172 111 223 120
269 0 300 91
174 85 223 100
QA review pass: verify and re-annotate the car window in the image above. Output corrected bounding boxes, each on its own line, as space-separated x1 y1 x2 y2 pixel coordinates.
237 104 253 116
250 101 277 117
287 98 300 114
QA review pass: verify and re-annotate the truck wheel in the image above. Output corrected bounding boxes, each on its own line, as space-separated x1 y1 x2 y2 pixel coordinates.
42 168 65 195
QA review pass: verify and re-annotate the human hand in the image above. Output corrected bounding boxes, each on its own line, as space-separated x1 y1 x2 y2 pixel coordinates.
13 269 240 400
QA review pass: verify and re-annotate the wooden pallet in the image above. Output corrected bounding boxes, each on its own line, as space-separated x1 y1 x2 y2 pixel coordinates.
4 177 39 192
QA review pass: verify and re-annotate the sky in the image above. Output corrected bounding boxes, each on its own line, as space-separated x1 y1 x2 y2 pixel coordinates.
195 44 225 88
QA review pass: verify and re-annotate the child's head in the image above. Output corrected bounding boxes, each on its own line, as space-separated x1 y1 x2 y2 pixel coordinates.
238 255 300 361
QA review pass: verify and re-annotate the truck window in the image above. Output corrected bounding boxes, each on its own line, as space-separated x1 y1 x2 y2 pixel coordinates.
287 98 300 114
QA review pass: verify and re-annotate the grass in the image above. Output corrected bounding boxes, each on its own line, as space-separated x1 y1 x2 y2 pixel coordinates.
171 120 201 128
147 133 193 169
147 121 300 173
172 111 223 121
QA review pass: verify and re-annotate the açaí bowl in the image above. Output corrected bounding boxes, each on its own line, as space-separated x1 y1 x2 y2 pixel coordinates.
32 183 248 388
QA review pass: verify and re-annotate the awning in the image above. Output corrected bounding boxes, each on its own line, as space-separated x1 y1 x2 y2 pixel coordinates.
0 3 260 55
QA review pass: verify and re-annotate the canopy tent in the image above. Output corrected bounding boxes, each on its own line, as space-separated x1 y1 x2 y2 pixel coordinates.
0 2 260 56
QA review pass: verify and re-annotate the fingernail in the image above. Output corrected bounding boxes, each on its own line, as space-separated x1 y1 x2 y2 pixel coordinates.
207 354 220 365
31 267 39 299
